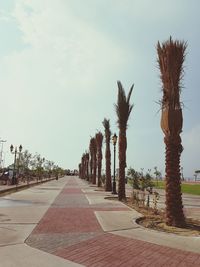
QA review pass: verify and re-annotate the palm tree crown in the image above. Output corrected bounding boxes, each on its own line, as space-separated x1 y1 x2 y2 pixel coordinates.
157 37 186 111
115 81 134 130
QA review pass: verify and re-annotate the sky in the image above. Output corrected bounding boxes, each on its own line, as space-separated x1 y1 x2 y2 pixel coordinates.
0 0 199 178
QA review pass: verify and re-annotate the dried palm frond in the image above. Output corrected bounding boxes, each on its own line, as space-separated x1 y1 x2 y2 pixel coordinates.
157 36 187 109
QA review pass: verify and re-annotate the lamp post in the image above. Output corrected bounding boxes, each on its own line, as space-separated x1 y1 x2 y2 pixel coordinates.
180 166 184 181
10 144 23 185
0 140 6 169
112 133 118 194
2 151 8 168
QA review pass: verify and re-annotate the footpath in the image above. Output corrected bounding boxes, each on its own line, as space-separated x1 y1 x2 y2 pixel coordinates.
0 177 200 267
0 177 56 196
24 176 200 267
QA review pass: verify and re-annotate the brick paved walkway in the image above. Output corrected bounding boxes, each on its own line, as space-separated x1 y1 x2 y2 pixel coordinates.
26 177 200 266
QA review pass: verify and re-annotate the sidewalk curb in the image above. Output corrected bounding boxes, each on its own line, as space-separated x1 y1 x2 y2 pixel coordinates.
0 178 57 197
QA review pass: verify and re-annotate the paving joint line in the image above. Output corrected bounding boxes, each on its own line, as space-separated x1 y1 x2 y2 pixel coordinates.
107 226 141 233
0 242 23 248
0 222 37 225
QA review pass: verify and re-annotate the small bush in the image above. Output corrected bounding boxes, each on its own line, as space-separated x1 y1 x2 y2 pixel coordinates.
127 167 154 191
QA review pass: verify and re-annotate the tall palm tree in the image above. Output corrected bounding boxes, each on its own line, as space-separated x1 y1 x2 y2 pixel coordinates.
85 152 90 181
102 118 112 191
90 137 97 184
157 37 186 227
115 81 134 201
78 163 81 178
89 138 94 183
96 131 103 187
93 138 97 184
89 137 94 183
81 154 85 179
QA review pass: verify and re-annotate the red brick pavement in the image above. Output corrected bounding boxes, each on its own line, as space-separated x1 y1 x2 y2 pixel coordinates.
26 177 200 266
54 233 200 267
33 208 102 234
62 188 83 194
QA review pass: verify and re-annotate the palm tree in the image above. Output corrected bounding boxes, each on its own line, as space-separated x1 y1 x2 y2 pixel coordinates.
157 37 186 227
93 138 97 184
102 118 112 191
96 131 103 187
78 163 81 178
85 152 90 181
81 154 85 179
90 137 97 184
89 138 94 183
115 81 134 201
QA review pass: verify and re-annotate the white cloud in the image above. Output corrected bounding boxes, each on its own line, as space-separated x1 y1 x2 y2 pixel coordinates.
0 10 12 22
1 0 198 172
0 0 129 167
10 0 128 92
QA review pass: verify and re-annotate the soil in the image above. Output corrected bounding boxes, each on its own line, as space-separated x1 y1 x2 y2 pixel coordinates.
105 196 200 236
136 216 200 236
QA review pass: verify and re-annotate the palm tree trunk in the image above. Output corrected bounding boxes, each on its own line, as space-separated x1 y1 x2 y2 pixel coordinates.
93 154 97 184
105 143 112 191
97 153 102 187
90 155 93 183
118 129 127 201
96 133 103 187
165 135 185 226
85 153 89 181
78 163 81 178
102 119 112 191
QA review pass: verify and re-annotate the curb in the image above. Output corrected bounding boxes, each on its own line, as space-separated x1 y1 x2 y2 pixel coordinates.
0 178 57 196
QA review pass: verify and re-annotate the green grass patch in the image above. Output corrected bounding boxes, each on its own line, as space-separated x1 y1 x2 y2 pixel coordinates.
153 180 165 189
181 184 200 195
153 180 200 195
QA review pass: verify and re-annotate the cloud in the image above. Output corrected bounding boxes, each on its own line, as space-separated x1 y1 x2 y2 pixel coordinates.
0 0 129 167
1 0 198 172
2 0 131 101
0 10 12 22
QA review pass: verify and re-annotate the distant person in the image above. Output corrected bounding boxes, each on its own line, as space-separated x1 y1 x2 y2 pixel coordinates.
8 169 13 185
8 169 13 180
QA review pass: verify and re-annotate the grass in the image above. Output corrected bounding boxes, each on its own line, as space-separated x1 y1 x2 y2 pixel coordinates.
154 180 200 195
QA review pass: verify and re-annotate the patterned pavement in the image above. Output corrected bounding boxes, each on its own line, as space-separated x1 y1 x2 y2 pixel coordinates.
26 177 200 266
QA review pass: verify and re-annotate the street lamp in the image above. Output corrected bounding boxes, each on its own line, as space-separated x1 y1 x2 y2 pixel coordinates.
0 139 6 169
180 166 184 181
10 144 23 185
112 133 118 194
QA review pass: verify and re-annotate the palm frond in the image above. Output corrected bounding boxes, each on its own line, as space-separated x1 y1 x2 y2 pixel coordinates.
102 118 111 138
127 84 134 104
157 37 187 108
95 131 103 146
102 118 110 131
115 81 134 129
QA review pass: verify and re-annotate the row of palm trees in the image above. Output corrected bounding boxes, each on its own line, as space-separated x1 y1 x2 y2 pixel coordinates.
78 81 133 202
79 135 100 184
78 37 187 228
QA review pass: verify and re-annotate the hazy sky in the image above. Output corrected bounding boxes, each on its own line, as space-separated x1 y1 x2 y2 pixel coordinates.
0 0 199 178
